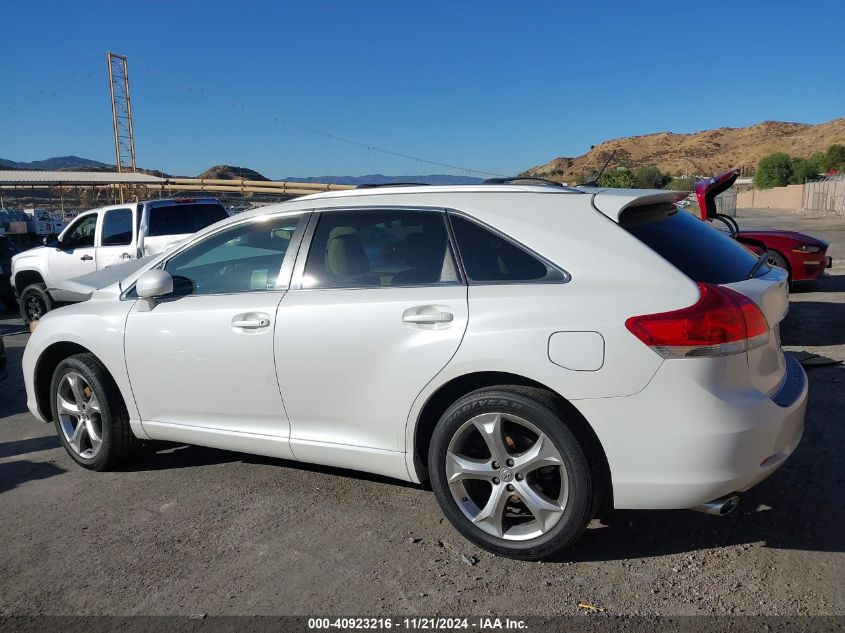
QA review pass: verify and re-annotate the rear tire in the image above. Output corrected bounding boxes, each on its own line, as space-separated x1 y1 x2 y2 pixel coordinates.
50 353 137 471
429 386 596 560
19 283 52 323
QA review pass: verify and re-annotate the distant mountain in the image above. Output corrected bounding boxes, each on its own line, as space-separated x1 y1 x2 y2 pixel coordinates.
284 174 483 185
525 117 845 181
0 155 111 171
197 165 269 181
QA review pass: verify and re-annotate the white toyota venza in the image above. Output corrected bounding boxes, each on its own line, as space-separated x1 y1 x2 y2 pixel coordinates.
22 182 806 559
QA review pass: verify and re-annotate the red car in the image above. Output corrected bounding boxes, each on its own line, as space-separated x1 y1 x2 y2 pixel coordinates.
696 170 832 283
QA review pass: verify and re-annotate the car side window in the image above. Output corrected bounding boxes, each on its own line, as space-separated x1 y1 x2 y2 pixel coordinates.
164 215 303 295
449 214 562 283
62 215 98 249
101 208 133 246
302 209 460 289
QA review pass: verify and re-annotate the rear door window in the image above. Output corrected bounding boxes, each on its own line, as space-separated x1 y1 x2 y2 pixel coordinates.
302 209 459 289
101 208 133 246
621 205 764 284
449 214 563 283
147 203 229 237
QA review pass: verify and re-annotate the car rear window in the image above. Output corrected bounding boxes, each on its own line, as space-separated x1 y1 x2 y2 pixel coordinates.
146 203 228 237
621 204 763 284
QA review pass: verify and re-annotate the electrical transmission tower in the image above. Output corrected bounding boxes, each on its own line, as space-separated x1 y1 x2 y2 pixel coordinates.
107 52 136 174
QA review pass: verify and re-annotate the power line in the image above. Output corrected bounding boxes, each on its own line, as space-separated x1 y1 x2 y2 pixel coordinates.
1 55 101 119
133 60 506 177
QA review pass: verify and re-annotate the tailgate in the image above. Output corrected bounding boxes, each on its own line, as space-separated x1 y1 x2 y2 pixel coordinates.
723 266 790 397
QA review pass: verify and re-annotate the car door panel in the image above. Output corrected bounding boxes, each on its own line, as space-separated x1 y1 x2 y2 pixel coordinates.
125 292 290 436
96 207 136 269
275 285 468 452
48 213 99 284
123 212 308 445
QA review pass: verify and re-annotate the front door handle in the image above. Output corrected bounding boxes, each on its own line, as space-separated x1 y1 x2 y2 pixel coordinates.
80 254 93 261
120 252 132 260
231 313 271 329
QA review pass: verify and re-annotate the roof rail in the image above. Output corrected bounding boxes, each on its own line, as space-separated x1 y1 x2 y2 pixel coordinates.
483 176 569 188
355 182 431 189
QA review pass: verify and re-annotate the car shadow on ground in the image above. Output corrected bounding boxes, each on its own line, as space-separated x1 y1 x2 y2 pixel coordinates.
0 459 65 494
780 301 845 346
0 434 60 458
790 273 845 294
0 341 30 417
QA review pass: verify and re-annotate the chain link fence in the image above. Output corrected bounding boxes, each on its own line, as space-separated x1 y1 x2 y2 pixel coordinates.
803 175 845 215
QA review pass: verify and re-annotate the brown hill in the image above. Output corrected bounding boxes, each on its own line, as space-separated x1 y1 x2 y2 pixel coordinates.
525 118 845 182
197 164 268 181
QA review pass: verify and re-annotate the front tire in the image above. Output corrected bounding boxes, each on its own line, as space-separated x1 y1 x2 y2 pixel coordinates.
429 387 596 560
50 353 137 471
19 283 52 323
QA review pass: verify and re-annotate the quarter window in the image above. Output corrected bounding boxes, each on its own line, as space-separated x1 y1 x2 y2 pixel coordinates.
164 215 303 295
101 208 133 246
62 214 98 249
302 209 459 289
449 214 558 283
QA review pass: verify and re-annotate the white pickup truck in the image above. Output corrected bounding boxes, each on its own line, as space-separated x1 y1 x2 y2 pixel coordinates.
11 197 228 322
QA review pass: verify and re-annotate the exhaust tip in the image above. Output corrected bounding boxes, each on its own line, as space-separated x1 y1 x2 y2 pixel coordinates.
691 494 739 516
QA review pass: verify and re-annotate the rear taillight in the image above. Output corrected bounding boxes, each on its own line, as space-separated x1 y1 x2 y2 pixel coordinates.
626 283 770 359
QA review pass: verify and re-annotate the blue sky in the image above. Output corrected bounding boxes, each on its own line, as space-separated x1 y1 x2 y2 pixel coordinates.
2 0 843 178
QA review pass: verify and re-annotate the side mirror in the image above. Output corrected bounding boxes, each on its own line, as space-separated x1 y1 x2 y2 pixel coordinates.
136 269 174 299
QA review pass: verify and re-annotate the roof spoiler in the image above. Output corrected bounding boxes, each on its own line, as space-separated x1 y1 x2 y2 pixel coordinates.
695 169 739 221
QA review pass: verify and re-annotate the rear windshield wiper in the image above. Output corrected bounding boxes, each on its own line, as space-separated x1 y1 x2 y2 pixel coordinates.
748 251 770 279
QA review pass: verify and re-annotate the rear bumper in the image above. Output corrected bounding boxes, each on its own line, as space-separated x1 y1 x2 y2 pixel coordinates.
574 352 807 509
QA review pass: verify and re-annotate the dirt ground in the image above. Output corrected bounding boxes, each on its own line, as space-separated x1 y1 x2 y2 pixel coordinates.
0 208 843 617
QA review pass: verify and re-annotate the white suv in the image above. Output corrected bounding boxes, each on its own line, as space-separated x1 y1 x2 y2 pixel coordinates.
22 183 806 559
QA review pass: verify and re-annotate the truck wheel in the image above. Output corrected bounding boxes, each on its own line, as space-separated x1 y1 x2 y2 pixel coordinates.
19 283 52 323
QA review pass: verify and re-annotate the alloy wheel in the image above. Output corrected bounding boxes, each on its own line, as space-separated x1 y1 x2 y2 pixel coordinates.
56 372 103 459
25 296 44 321
446 412 569 541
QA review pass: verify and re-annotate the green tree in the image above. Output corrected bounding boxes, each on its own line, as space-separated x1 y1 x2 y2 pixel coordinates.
667 176 697 191
791 153 826 183
826 144 845 172
754 153 794 188
633 165 669 189
598 169 636 188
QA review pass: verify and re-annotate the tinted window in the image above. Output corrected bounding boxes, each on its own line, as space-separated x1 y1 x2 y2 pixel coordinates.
101 208 133 246
622 206 763 284
164 216 301 295
147 203 229 237
303 210 459 289
450 215 553 283
62 215 98 249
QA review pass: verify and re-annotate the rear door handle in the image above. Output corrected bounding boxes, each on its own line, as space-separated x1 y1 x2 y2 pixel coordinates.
402 306 455 327
403 312 454 324
80 254 93 261
232 313 271 329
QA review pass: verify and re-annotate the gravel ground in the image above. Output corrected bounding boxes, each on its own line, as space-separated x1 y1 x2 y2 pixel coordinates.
0 208 843 617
